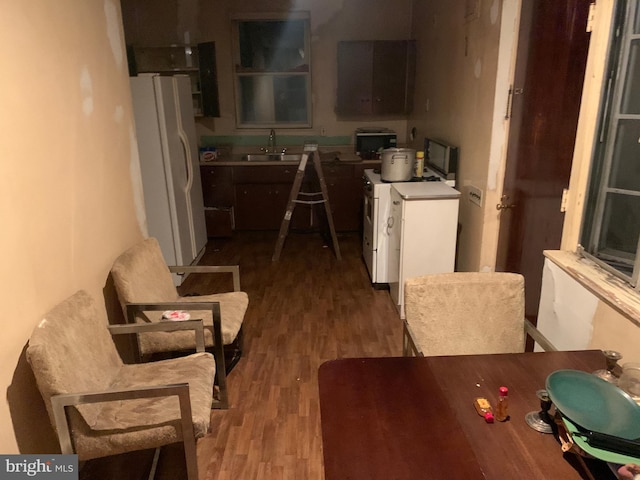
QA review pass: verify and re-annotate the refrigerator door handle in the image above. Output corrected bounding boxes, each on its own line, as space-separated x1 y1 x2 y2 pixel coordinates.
177 128 198 256
178 130 193 191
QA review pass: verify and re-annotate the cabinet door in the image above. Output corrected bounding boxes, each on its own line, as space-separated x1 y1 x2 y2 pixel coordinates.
235 184 286 230
322 164 360 232
372 40 415 115
325 177 360 231
234 183 308 230
336 41 374 116
198 42 220 117
336 40 415 116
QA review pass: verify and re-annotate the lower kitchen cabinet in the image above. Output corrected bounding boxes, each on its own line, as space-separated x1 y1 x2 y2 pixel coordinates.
325 175 362 232
201 165 234 237
233 165 305 231
234 183 287 230
201 166 233 207
200 162 373 233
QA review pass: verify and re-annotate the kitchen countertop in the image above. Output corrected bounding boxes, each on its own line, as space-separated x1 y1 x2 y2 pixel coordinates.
199 149 380 167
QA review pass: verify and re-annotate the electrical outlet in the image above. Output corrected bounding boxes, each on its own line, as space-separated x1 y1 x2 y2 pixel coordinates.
468 186 483 207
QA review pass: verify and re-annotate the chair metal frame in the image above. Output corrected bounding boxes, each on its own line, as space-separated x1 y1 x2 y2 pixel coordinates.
49 319 210 480
168 264 245 372
403 318 557 356
168 264 241 292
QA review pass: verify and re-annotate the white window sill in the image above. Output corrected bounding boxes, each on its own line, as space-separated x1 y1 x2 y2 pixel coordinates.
544 250 640 329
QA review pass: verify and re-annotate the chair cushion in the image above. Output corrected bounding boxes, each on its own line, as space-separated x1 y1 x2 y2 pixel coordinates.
70 352 216 460
136 291 249 354
111 237 179 307
404 272 525 356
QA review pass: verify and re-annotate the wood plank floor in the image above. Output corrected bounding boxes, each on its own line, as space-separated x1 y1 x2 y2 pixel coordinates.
189 231 402 480
81 231 402 479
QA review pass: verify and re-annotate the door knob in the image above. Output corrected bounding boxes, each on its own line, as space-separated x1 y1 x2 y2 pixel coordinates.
496 195 516 211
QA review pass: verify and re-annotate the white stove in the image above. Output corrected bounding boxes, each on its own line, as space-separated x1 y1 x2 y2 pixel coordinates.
362 169 456 286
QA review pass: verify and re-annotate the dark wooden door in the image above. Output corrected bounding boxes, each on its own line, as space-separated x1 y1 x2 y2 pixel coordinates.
496 0 591 323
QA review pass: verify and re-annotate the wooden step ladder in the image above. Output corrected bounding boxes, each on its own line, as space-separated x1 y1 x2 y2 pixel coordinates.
272 144 341 262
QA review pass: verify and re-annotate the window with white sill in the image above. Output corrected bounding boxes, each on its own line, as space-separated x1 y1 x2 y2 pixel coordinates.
581 0 640 288
232 13 311 128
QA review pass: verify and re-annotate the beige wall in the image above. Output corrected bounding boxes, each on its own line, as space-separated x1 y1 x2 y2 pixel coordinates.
407 0 512 271
0 1 145 453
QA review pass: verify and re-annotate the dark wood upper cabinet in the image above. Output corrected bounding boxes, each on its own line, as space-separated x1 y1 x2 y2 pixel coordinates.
127 42 220 118
336 40 416 117
198 42 220 117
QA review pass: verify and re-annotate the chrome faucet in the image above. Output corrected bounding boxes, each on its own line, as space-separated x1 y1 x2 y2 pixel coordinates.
267 129 276 153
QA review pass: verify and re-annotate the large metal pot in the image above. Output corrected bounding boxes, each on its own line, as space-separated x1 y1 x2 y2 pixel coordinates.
381 148 415 182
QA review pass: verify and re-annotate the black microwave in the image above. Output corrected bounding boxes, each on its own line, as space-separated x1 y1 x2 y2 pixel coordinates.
355 128 397 158
424 137 458 181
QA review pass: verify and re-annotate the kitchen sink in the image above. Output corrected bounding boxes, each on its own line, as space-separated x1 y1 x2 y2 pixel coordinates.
243 153 302 162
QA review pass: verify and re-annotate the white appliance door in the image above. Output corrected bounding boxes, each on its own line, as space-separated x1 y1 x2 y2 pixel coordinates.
154 75 196 267
375 183 391 283
172 76 207 258
130 75 179 267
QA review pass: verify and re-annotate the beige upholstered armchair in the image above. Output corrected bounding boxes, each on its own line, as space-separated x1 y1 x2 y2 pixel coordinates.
110 238 248 394
402 272 556 357
26 290 216 480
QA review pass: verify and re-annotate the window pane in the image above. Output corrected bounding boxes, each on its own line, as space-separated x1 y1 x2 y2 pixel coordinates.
235 17 311 127
599 192 640 257
609 120 640 191
239 20 307 71
621 40 640 113
238 76 273 123
238 75 308 124
273 76 308 122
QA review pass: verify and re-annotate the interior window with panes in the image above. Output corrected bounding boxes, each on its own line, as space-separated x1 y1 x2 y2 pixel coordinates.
233 13 311 128
581 0 640 287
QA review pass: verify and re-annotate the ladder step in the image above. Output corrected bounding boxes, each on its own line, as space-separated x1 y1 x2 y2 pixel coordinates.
293 200 326 205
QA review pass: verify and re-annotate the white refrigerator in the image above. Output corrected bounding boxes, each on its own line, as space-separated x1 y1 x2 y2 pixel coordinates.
130 74 208 285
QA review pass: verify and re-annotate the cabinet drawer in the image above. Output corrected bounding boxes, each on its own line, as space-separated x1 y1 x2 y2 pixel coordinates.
233 165 298 183
322 164 354 180
200 166 233 207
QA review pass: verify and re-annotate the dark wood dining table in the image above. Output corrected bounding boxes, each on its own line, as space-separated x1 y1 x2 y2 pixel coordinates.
318 350 619 479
